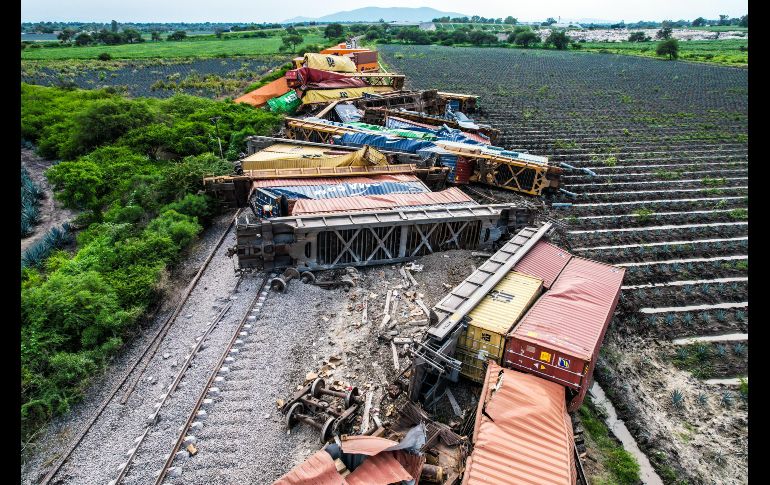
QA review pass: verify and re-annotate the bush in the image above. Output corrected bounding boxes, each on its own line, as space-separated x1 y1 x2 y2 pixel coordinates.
656 39 679 60
545 30 571 50
513 30 539 47
97 52 112 61
20 84 283 438
628 31 650 42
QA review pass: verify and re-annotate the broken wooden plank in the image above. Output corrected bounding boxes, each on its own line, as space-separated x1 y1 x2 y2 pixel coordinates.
384 289 392 315
404 268 418 287
391 341 400 371
415 297 431 317
445 388 462 417
399 267 411 288
360 391 374 434
379 314 391 330
361 296 368 325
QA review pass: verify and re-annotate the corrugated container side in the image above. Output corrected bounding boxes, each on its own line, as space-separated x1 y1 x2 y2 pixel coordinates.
504 256 625 412
267 181 430 200
513 240 573 288
439 154 458 182
290 187 475 215
455 272 543 382
453 156 474 184
463 362 576 485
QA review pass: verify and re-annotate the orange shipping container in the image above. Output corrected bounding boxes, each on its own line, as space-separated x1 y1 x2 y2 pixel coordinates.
234 77 291 108
463 361 576 485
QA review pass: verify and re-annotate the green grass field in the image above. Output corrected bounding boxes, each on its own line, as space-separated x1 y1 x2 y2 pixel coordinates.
579 39 747 66
21 33 327 60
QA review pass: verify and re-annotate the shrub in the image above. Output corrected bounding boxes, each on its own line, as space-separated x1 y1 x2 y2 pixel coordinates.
656 39 679 60
97 52 112 61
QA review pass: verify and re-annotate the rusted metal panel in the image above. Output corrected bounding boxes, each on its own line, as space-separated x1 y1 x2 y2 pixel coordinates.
504 256 625 412
513 240 573 289
339 435 399 456
453 156 474 184
291 187 474 215
273 449 344 485
464 362 576 485
344 452 414 485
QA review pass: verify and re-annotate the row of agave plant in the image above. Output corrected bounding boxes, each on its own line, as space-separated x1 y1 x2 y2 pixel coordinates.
21 166 44 237
21 223 73 269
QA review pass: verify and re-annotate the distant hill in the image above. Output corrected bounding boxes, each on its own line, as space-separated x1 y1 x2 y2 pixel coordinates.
285 7 468 24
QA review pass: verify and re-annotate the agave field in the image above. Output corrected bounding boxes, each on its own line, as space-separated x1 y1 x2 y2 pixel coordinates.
21 56 288 98
381 44 748 484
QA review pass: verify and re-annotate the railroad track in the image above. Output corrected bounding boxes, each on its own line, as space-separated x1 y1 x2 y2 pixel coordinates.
117 271 275 485
38 210 242 485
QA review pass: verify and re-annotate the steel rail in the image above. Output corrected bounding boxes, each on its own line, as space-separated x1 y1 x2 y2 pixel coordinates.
38 209 241 485
152 272 274 485
119 208 243 403
111 299 235 484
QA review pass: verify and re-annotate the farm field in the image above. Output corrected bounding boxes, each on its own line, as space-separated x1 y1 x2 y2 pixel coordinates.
579 39 747 66
21 32 326 60
21 56 288 98
380 44 748 484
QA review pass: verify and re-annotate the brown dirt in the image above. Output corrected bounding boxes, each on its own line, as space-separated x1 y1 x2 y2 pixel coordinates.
21 148 77 253
597 331 748 484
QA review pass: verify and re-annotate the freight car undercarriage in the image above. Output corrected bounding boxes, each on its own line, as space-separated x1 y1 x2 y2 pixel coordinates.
229 204 535 271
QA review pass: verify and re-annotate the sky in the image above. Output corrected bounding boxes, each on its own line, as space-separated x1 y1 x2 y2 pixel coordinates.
21 0 748 24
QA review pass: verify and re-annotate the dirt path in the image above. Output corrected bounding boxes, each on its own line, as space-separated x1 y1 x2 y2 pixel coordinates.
21 148 76 253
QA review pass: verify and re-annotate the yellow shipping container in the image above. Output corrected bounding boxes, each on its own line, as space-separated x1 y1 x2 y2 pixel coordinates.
241 145 388 171
303 53 357 73
456 271 543 382
301 86 394 104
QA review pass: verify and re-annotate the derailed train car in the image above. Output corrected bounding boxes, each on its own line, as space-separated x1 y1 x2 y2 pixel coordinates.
409 225 625 413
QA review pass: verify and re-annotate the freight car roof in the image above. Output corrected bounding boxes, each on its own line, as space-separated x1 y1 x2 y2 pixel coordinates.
291 187 475 215
508 256 626 361
512 240 573 289
464 362 576 485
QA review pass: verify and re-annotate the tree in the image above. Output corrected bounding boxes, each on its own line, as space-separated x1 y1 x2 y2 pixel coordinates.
504 16 518 25
324 23 344 39
739 15 748 28
74 32 93 46
545 30 570 49
718 14 730 26
451 30 469 44
122 29 144 44
512 30 539 47
692 17 707 27
468 30 497 46
57 28 77 43
167 30 187 41
656 27 672 40
656 38 679 60
110 20 118 33
628 31 650 42
214 28 224 38
285 25 299 35
150 31 161 41
280 33 304 53
542 17 557 26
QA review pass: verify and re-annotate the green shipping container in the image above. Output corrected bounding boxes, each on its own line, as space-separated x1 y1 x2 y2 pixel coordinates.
267 90 301 114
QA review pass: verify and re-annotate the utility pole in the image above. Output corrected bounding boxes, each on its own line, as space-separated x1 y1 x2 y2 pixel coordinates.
210 116 224 159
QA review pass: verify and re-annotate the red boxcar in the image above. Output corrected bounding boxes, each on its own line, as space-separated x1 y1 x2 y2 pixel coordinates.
503 255 625 412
